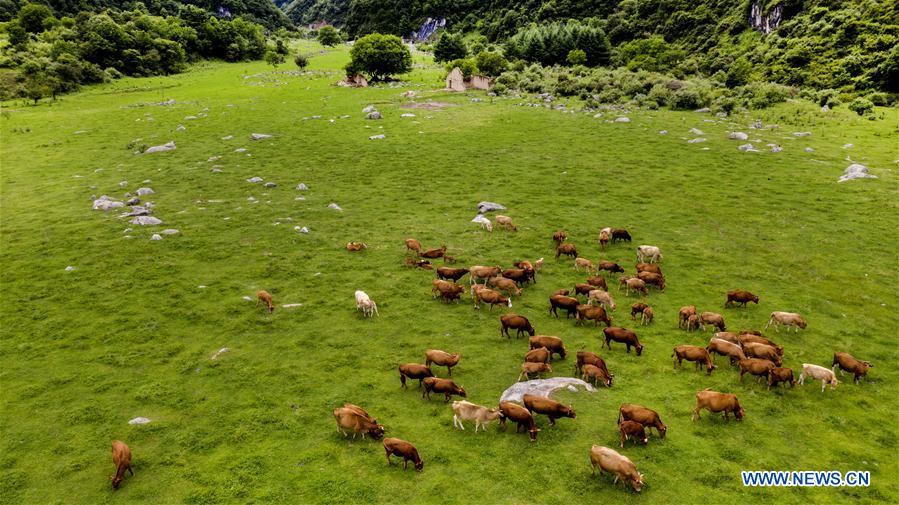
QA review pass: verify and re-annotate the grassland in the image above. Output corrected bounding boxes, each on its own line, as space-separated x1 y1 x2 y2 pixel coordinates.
1 42 898 504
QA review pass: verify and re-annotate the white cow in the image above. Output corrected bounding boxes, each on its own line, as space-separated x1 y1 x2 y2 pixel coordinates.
451 400 503 432
636 245 662 263
471 214 493 232
765 311 807 333
799 364 839 392
354 290 379 317
587 289 616 311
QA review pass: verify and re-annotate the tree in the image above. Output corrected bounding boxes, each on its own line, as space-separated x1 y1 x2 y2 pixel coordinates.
5 20 29 47
345 33 411 81
317 25 341 47
17 3 54 33
294 53 309 69
566 49 586 66
475 51 508 76
434 32 467 62
265 50 285 68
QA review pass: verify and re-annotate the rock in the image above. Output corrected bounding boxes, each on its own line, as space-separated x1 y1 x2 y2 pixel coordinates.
235 148 247 153
247 177 264 183
477 202 507 213
843 143 854 149
282 303 302 308
366 111 382 120
222 135 234 140
295 196 306 201
131 216 163 226
126 197 140 206
136 187 154 196
614 117 630 123
242 296 253 301
327 203 343 211
184 115 197 120
211 347 230 360
738 143 759 152
687 138 707 143
118 181 128 188
211 168 223 173
471 98 483 103
295 183 309 191
821 105 830 112
161 229 179 235
123 207 151 217
659 130 668 135
250 133 273 140
369 134 385 140
296 226 310 233
805 147 814 152
150 234 163 240
499 378 596 403
771 146 783 153
263 182 277 188
362 105 376 113
65 266 75 271
400 113 416 118
793 132 812 137
728 132 749 140
92 196 124 211
690 128 704 135
593 113 603 118
694 107 711 113
175 125 186 131
144 141 176 153
838 163 877 182
128 417 152 425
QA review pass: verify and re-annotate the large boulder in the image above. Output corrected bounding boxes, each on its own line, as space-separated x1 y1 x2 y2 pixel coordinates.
838 163 877 182
477 202 507 213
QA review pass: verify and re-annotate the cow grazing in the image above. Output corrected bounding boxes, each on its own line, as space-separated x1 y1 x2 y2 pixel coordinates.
399 363 434 389
346 241 367 251
636 271 665 291
500 314 536 338
255 290 274 313
574 283 596 297
725 290 759 308
587 290 617 311
636 245 662 263
742 342 783 367
678 305 697 329
425 350 461 377
472 214 493 232
766 311 807 333
519 362 553 381
623 277 649 297
713 332 740 344
333 404 385 439
691 389 745 422
640 306 654 326
575 257 596 274
707 338 747 365
469 265 502 284
599 230 610 251
582 363 613 387
618 404 667 438
768 367 796 389
529 335 567 360
589 445 644 492
738 334 783 355
586 275 608 290
495 214 518 231
672 345 716 374
630 303 649 320
552 289 570 297
738 358 775 383
603 327 643 355
832 352 872 384
575 304 612 327
685 314 701 332
110 440 133 489
618 420 648 448
502 268 534 285
525 346 550 364
452 401 504 432
598 261 625 276
499 402 540 441
404 238 422 254
635 263 662 275
473 287 512 311
555 242 578 259
436 266 469 282
419 245 447 259
575 351 612 379
552 230 568 244
354 290 379 317
422 377 466 402
611 228 632 243
534 258 544 271
432 279 465 303
513 260 534 271
549 294 580 318
383 438 423 471
700 312 726 332
404 257 433 270
488 276 522 297
523 394 576 425
799 364 839 392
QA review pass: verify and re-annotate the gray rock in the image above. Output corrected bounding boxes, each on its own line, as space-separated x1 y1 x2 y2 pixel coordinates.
136 187 154 196
659 130 668 135
400 113 416 118
729 131 749 140
144 141 176 153
175 125 186 131
821 105 830 112
150 234 163 241
369 134 385 140
235 148 247 153
65 266 75 271
161 229 179 235
126 197 140 206
128 417 152 425
687 138 707 144
328 203 343 211
499 378 596 403
296 226 310 233
477 201 507 213
362 105 376 113
92 196 125 211
222 135 234 140
295 183 309 191
211 347 230 360
804 147 814 153
843 143 854 149
614 117 631 123
123 207 151 217
771 146 783 153
242 296 253 301
738 143 759 152
250 133 273 140
690 128 704 135
838 163 877 182
247 177 264 183
694 107 711 113
130 216 163 226
593 113 603 118
793 132 812 137
366 111 382 120
263 182 277 188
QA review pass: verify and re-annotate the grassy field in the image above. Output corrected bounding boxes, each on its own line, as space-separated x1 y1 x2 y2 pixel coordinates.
1 42 898 504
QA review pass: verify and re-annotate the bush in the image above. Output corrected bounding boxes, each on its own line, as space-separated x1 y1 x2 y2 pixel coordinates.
865 92 890 106
345 33 411 81
445 58 477 78
317 25 341 47
505 20 610 67
615 36 685 72
848 97 874 116
294 53 309 69
18 3 54 33
669 86 706 110
567 49 587 66
264 50 285 68
475 51 508 76
434 32 467 63
104 67 123 80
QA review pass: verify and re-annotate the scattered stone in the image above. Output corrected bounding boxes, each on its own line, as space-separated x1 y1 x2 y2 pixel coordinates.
263 182 277 188
123 207 151 217
126 197 140 206
242 296 253 301
477 201 507 213
144 141 176 153
613 116 630 123
728 132 749 140
282 303 302 308
401 91 416 98
198 285 205 288
247 177 264 183
821 105 830 112
400 113 416 118
593 113 603 118
211 168 223 173
211 347 230 360
136 187 154 196
184 115 198 120
804 147 814 152
659 130 668 135
74 130 88 134
150 234 163 241
176 125 186 131
295 196 306 201
366 111 382 120
161 229 179 235
694 107 711 113
328 203 343 211
843 143 854 149
130 216 163 226
838 163 877 182
222 135 234 140
369 134 385 140
499 378 596 403
793 132 812 137
128 417 152 425
235 148 247 153
250 133 273 140
771 146 783 153
471 98 483 103
687 138 707 143
92 196 125 211
118 181 128 188
690 128 704 135
65 266 75 271
738 143 759 152
362 105 376 113
295 183 308 191
208 156 221 162
296 226 310 233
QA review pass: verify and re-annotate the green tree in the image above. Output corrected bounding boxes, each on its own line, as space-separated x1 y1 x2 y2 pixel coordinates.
445 58 477 78
5 20 29 47
475 51 508 76
17 3 54 33
294 53 309 69
847 97 874 116
566 49 587 66
434 32 467 63
345 33 411 81
264 50 285 68
317 25 341 47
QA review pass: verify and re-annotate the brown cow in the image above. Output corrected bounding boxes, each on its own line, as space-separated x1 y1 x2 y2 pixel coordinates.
712 332 741 345
678 305 697 329
525 347 550 364
725 290 759 308
574 283 596 297
502 268 534 285
832 352 873 384
420 245 447 259
618 404 667 438
384 438 423 471
489 276 522 297
500 314 535 339
767 367 796 389
436 266 469 282
692 389 745 422
346 241 367 251
597 261 625 276
635 263 662 275
552 230 568 244
575 351 612 379
589 445 644 492
603 327 643 355
110 440 133 489
700 312 726 332
255 290 274 313
611 228 632 243
500 402 540 441
707 338 747 365
739 358 775 383
425 350 460 377
519 362 553 380
529 336 567 360
685 314 701 332
672 345 716 374
523 394 576 426
618 420 648 448
333 405 385 439
432 279 465 303
575 304 612 327
404 238 422 254
552 289 570 296
470 265 503 284
598 229 610 251
399 363 434 388
630 303 649 320
472 287 511 310
641 307 654 326
636 271 665 291
549 294 580 319
422 377 466 402
404 257 433 270
582 363 613 387
743 342 783 367
555 242 578 259
738 334 783 355
586 276 608 290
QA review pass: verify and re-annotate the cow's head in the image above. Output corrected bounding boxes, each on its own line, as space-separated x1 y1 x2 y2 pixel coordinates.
527 427 541 442
635 344 644 356
734 406 746 420
631 473 645 492
110 474 123 489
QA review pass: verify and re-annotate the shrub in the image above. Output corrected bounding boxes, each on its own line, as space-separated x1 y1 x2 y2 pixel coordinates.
865 92 890 106
615 36 685 72
848 97 874 116
434 32 467 63
317 25 341 47
475 51 507 76
567 49 587 66
445 58 478 78
264 50 285 68
670 86 705 110
345 33 411 81
294 53 309 69
104 67 123 80
17 3 54 33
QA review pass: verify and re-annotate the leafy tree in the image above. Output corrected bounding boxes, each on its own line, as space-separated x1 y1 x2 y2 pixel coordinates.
264 50 285 68
345 33 411 81
445 57 477 78
848 97 873 116
615 36 685 72
566 48 586 66
294 52 309 69
317 25 341 46
434 32 467 62
475 50 508 76
505 20 610 67
5 20 29 47
17 3 54 33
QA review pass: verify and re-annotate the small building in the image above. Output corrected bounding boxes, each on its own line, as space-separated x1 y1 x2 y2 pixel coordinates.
445 67 492 92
